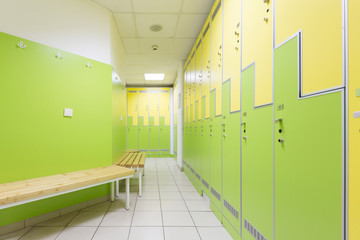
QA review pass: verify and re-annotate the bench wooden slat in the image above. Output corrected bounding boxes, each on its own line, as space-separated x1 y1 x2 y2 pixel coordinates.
125 153 138 168
132 153 142 168
139 153 146 168
0 165 134 206
126 150 140 153
119 153 134 167
114 152 130 165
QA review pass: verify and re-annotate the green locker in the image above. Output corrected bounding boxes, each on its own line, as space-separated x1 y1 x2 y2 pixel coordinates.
194 101 202 187
209 90 222 213
221 80 241 234
138 116 148 152
148 116 159 154
274 35 343 240
201 97 211 195
127 116 138 150
159 116 170 154
190 104 195 174
241 64 273 240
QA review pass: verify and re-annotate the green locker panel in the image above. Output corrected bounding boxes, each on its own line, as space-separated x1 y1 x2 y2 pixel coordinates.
241 64 273 240
148 116 159 154
201 97 210 195
274 36 343 240
221 80 241 234
127 116 138 150
160 116 170 154
189 104 195 174
209 90 222 211
138 116 148 152
194 101 202 186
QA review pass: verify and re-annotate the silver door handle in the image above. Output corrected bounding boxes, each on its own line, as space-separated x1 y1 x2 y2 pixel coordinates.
243 136 248 140
278 138 284 143
223 134 227 137
275 118 282 123
210 134 213 136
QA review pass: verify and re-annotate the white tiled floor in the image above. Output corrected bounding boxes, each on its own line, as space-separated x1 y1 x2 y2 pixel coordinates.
0 158 233 240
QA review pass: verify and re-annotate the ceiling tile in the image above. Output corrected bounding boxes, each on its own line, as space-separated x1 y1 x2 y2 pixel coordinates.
142 54 169 64
176 14 208 38
166 63 181 73
139 38 174 54
93 0 132 12
142 64 169 73
113 13 136 37
173 39 196 54
122 38 141 54
136 14 178 38
124 54 144 64
133 0 182 13
182 0 215 13
123 64 144 73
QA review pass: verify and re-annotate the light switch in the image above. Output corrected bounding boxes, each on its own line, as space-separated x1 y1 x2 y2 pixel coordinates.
64 108 73 117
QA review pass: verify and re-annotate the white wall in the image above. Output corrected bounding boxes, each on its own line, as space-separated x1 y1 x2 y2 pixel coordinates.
177 62 184 169
0 0 126 77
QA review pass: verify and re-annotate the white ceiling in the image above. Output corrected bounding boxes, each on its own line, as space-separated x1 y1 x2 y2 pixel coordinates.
92 0 215 87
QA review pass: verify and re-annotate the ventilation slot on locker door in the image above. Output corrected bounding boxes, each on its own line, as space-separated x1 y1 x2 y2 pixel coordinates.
211 187 221 201
140 149 147 152
212 0 221 20
150 149 158 152
244 219 268 240
224 199 239 220
161 149 169 152
190 168 195 173
195 172 201 180
202 179 209 189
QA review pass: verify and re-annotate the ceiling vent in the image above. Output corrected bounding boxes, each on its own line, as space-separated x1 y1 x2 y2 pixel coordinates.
150 24 162 32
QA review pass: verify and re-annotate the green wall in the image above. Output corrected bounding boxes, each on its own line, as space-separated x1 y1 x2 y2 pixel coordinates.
0 32 125 226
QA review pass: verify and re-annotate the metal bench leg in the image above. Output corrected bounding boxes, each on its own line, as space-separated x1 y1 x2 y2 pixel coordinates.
126 177 130 210
110 181 115 202
139 169 143 197
115 180 120 197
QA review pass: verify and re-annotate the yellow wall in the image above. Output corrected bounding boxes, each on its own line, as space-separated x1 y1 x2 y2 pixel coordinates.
349 0 360 239
127 88 138 125
210 0 223 115
275 0 342 95
223 0 241 112
242 0 273 106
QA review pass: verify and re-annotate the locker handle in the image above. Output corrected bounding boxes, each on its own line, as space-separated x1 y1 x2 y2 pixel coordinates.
278 138 284 143
210 134 213 136
234 31 239 37
223 134 227 137
275 118 282 123
241 122 246 126
243 136 248 140
235 47 239 51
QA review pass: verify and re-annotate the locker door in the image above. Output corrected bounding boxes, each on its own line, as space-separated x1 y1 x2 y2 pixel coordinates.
149 91 159 154
159 89 170 154
210 0 223 116
201 96 210 195
349 1 360 238
221 80 241 234
241 64 273 240
195 36 203 185
138 90 148 152
194 100 202 185
209 90 222 216
127 90 138 150
274 35 343 240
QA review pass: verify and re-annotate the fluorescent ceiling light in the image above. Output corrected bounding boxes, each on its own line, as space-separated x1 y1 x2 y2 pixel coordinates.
145 73 165 81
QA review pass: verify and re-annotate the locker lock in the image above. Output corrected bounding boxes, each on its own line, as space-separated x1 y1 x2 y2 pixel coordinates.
275 118 282 123
234 31 240 37
278 129 283 133
263 0 270 3
278 138 284 143
264 18 269 23
235 47 239 51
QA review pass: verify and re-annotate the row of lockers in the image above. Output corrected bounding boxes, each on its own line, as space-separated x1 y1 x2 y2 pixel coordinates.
180 0 359 239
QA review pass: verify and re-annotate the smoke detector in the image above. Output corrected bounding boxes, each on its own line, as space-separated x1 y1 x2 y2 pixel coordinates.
150 24 162 32
152 45 159 52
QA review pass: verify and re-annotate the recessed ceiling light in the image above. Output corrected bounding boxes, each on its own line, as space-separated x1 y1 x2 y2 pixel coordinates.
150 24 162 32
145 73 165 81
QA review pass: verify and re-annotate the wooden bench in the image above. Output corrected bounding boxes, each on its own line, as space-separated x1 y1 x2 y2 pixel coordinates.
114 152 146 197
0 165 135 211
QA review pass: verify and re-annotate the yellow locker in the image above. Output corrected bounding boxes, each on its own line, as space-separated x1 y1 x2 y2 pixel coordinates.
186 65 191 123
223 0 241 112
138 88 148 126
275 0 342 95
349 1 360 239
210 0 223 116
159 88 170 125
242 0 273 106
127 88 138 125
189 49 196 122
202 16 211 119
195 35 203 120
148 90 159 126
174 79 178 125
